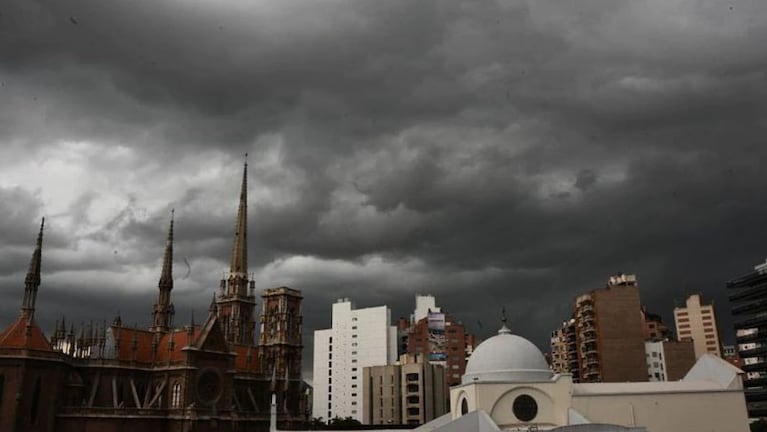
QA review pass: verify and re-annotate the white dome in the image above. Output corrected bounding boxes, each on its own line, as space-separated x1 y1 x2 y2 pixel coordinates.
462 325 553 384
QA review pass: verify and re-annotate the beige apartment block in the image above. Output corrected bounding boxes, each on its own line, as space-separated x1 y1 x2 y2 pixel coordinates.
362 354 447 426
674 293 722 358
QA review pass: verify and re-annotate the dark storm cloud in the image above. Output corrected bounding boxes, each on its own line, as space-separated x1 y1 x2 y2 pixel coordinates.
1 0 767 377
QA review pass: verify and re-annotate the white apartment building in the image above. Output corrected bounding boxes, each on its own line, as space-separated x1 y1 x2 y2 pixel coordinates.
313 298 397 423
674 293 722 358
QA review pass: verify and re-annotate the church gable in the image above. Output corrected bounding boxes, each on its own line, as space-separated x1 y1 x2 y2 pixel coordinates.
195 315 229 353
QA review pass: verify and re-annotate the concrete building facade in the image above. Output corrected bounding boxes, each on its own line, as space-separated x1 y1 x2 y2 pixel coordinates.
362 354 447 426
644 340 696 381
728 257 767 418
569 274 647 383
312 299 397 423
674 293 722 359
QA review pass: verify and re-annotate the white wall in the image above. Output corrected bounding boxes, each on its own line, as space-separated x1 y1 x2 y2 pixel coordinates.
313 300 397 423
572 390 749 432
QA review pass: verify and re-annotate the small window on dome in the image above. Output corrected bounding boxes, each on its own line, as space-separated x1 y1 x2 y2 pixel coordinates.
512 394 537 422
460 398 468 415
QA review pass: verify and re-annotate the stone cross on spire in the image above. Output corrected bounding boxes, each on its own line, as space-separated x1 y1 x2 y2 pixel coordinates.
21 217 44 320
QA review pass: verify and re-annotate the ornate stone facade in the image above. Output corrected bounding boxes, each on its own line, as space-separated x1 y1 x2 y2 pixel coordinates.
0 161 310 432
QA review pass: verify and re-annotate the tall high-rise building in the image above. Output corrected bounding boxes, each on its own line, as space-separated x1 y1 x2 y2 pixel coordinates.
571 273 647 383
727 257 767 418
550 319 579 381
313 299 397 423
413 294 441 324
404 295 478 386
674 294 722 358
362 353 447 426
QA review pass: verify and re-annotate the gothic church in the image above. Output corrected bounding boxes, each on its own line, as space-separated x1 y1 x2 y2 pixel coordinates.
0 161 309 432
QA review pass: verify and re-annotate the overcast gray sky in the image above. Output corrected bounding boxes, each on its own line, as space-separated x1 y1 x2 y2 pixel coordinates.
1 0 767 379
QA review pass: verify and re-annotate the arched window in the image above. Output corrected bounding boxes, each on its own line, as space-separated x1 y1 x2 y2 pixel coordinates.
171 382 182 408
460 398 468 415
31 377 42 424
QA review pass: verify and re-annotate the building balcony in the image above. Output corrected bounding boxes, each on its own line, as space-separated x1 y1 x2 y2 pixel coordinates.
744 376 767 388
746 389 767 402
585 356 599 367
739 345 767 359
729 279 767 303
735 315 767 330
741 361 767 373
733 299 767 316
737 331 767 344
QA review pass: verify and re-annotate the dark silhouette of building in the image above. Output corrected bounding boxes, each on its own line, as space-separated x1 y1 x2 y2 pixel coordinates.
727 258 767 418
0 161 309 432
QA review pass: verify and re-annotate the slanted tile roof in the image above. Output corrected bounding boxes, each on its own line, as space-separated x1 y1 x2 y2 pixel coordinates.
0 316 53 352
231 343 260 373
110 326 157 363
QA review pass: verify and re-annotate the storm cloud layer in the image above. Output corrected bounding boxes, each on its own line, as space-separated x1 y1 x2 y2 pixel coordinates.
2 0 767 379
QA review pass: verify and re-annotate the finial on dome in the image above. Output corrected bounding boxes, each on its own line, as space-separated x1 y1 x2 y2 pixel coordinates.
499 306 511 334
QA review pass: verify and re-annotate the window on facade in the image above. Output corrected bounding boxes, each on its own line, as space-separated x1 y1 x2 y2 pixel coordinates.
351 401 357 406
30 377 42 424
407 407 420 415
407 395 420 404
461 398 468 415
406 373 419 382
352 368 357 372
407 384 419 393
512 394 537 422
171 382 182 408
351 393 357 397
328 386 332 393
352 326 357 330
328 361 332 367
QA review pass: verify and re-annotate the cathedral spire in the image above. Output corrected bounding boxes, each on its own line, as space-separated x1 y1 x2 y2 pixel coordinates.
229 156 248 277
159 209 174 288
21 218 44 320
151 211 175 332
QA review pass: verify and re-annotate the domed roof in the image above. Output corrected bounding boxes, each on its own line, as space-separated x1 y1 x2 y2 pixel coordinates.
462 324 553 384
